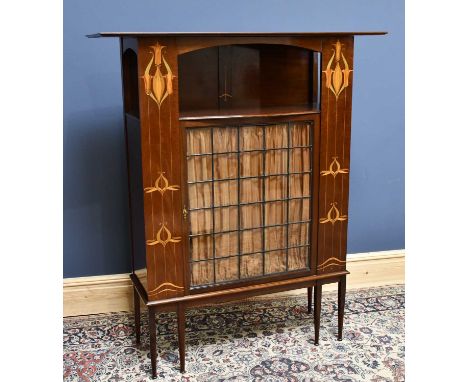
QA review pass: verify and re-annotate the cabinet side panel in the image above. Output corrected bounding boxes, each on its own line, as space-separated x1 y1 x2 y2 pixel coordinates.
121 38 147 286
317 37 354 274
126 115 147 275
138 37 186 300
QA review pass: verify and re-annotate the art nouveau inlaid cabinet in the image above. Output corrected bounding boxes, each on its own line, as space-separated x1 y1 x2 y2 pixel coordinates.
89 31 386 378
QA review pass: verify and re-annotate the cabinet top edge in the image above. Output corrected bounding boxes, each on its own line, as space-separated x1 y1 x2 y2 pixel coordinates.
87 31 388 38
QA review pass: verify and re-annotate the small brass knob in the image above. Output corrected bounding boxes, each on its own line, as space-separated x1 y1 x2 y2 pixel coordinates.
183 207 188 220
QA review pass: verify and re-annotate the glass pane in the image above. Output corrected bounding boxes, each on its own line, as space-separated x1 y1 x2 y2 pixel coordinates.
215 232 238 257
240 126 263 150
265 226 286 251
289 198 310 223
289 223 310 247
190 236 213 261
189 210 212 235
213 153 238 179
240 253 263 279
241 228 262 254
265 175 287 200
240 204 262 229
265 201 287 226
240 152 263 177
265 149 287 175
265 250 286 274
214 206 238 232
187 156 212 182
240 178 262 203
188 183 212 209
191 261 214 286
265 124 288 149
216 257 239 282
290 148 311 173
290 123 310 147
187 128 212 155
214 180 238 207
288 246 309 270
289 174 310 197
213 127 237 153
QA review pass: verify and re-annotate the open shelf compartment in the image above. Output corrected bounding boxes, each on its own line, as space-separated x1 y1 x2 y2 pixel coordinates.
178 44 321 121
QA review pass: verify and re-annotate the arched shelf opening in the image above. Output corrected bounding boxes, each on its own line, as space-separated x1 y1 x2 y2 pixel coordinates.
178 44 321 120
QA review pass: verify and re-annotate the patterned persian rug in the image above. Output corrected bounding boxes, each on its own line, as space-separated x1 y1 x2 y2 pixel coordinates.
63 285 404 382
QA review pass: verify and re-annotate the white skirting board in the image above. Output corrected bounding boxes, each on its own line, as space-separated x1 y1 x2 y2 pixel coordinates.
63 250 405 317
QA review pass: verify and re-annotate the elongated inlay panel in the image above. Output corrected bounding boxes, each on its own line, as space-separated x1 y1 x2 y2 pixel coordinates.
317 38 354 274
186 122 313 287
138 38 186 301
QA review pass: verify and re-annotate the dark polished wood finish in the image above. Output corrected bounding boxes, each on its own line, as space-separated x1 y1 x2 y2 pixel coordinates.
90 31 384 379
89 31 387 38
177 303 186 373
179 105 320 121
133 287 141 345
148 306 157 378
316 37 353 277
307 286 313 314
338 275 347 341
314 283 322 345
179 44 318 114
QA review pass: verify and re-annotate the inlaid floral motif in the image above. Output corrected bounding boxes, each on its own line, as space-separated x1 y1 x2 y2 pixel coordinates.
323 40 353 100
320 202 348 225
321 157 349 178
146 222 181 247
144 172 180 195
141 42 176 108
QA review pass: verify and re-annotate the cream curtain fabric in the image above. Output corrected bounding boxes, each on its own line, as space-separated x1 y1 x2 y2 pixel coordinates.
187 122 311 286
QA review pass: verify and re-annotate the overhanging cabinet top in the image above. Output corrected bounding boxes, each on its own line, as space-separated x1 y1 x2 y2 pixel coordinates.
88 32 387 37
88 31 387 53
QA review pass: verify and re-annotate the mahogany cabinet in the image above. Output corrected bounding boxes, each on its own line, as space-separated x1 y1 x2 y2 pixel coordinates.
89 31 386 378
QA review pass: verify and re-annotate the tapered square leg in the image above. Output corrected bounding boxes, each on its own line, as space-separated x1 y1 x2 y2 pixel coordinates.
314 283 322 345
338 275 346 341
177 303 186 373
148 306 157 379
133 287 141 345
307 287 313 314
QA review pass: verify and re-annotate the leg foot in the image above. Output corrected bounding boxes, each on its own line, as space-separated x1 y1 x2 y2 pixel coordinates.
148 306 157 378
338 275 346 341
133 287 141 345
307 287 313 314
177 303 186 373
314 283 322 346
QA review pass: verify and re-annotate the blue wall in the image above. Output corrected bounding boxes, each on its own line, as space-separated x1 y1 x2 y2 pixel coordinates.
64 0 404 278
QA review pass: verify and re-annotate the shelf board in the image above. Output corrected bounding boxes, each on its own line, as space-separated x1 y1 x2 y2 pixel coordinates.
179 105 320 121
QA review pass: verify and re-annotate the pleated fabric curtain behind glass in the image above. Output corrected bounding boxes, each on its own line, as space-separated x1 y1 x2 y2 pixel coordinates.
187 122 312 287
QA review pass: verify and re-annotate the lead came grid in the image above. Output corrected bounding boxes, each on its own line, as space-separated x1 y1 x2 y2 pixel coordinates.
187 122 312 287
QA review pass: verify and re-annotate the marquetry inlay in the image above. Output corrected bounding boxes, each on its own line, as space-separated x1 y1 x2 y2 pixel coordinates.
322 40 353 100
